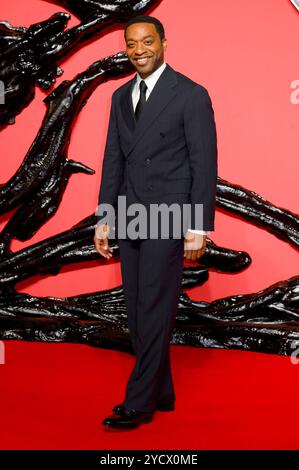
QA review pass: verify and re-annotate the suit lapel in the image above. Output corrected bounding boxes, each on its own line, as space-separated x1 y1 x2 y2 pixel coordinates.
120 64 178 157
121 75 137 134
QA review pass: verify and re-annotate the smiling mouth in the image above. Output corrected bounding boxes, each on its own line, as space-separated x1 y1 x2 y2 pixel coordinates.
134 57 151 65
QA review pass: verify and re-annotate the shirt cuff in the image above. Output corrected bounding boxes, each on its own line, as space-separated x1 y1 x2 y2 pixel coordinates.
187 229 212 235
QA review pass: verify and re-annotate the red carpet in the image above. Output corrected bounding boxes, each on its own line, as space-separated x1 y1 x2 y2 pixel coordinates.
0 341 297 450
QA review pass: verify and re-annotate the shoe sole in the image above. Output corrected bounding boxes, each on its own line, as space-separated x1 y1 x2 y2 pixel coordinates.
103 415 153 429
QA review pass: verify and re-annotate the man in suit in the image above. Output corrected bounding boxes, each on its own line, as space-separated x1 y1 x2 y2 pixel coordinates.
94 15 217 429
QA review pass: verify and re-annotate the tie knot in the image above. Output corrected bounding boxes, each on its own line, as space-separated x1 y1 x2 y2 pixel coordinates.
139 80 147 94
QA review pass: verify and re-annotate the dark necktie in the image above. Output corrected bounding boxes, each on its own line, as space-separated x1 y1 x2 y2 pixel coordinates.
134 80 147 121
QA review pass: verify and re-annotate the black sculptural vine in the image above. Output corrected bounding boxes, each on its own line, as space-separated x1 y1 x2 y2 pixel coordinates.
0 51 133 255
0 0 161 129
0 213 251 290
0 159 94 253
0 275 298 355
0 1 298 357
45 0 158 22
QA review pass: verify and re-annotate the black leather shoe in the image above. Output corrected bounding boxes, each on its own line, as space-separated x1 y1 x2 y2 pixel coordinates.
112 400 175 415
102 407 154 429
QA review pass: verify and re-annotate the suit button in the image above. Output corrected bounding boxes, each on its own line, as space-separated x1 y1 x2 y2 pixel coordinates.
145 157 151 164
147 184 153 190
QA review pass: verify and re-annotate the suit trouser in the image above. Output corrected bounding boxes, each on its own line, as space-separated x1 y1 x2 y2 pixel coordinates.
118 237 185 413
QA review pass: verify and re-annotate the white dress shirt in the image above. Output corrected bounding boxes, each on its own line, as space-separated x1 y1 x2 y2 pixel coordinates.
132 61 212 236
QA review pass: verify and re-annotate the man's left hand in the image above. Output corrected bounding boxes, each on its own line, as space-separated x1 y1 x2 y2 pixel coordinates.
184 232 207 260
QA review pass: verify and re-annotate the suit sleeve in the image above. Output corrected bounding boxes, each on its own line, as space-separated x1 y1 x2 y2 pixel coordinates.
95 92 124 227
183 86 218 231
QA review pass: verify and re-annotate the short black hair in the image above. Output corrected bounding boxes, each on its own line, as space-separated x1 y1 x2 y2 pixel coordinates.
124 15 165 41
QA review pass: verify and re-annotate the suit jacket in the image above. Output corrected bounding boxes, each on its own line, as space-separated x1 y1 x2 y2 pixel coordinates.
96 63 218 239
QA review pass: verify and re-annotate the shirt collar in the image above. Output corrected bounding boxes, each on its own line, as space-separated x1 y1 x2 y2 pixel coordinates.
135 62 167 93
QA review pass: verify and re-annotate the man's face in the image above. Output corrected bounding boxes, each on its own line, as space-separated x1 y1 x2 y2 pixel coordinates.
125 22 167 78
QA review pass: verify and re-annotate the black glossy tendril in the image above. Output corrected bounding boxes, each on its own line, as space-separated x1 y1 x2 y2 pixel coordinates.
0 0 161 128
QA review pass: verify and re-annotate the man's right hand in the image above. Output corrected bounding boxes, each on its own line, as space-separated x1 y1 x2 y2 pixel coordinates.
94 223 113 259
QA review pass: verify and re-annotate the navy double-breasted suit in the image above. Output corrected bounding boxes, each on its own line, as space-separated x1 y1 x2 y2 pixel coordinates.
96 63 218 412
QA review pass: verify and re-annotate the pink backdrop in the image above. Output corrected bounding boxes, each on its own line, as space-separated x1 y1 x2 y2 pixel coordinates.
0 0 298 304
